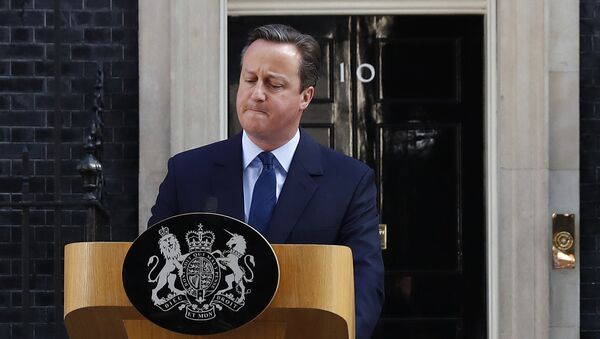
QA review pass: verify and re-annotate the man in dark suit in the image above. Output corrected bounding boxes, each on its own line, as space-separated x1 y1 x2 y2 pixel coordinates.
149 24 384 339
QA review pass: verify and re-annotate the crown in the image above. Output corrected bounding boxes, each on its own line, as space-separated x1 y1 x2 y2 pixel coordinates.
158 226 170 238
186 223 215 252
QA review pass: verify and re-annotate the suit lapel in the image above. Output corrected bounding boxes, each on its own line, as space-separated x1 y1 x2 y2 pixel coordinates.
212 133 245 222
266 131 323 243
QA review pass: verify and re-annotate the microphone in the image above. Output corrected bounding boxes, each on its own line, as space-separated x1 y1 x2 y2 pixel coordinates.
203 197 218 213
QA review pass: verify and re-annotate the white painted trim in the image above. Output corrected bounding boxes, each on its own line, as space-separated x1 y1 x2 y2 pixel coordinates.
220 0 228 140
138 0 227 231
138 0 172 231
228 0 487 15
485 1 498 339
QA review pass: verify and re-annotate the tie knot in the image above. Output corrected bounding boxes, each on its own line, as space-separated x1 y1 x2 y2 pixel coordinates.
258 152 274 168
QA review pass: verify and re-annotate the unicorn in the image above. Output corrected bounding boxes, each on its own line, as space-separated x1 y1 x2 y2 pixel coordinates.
214 230 255 302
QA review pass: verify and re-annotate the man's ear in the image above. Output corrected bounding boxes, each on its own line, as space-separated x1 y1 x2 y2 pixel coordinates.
299 86 315 110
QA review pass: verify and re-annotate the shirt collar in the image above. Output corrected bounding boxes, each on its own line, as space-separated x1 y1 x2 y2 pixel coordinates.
242 129 300 173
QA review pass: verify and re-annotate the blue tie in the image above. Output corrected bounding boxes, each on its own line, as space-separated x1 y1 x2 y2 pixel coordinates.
248 152 276 234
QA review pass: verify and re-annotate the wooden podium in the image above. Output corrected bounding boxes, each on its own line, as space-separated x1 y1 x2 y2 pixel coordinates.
64 242 355 339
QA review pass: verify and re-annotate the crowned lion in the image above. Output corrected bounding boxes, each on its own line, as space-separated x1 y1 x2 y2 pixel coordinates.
147 228 186 305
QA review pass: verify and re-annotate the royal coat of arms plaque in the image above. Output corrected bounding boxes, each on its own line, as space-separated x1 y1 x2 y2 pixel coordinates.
122 212 280 335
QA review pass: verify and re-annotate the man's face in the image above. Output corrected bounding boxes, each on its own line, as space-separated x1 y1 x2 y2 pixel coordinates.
236 39 314 150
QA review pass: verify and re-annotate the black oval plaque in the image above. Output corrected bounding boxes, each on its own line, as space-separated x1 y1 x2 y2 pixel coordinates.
122 212 280 335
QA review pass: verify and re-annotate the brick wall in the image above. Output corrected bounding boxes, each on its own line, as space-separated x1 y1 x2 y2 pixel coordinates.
0 0 138 338
581 0 600 337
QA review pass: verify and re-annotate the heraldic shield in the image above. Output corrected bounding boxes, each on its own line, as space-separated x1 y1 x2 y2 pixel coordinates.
122 213 280 335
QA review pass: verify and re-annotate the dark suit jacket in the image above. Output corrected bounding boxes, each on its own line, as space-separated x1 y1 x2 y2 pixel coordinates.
149 130 384 339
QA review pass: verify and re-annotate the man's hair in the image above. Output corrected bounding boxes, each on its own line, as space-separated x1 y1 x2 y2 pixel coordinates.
241 24 321 91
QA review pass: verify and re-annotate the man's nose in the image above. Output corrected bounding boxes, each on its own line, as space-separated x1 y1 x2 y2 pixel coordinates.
250 82 266 101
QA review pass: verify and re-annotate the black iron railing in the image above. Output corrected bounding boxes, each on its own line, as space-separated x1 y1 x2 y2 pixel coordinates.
0 64 110 339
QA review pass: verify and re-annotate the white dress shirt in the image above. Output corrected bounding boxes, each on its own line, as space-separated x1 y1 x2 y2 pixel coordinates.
242 129 300 222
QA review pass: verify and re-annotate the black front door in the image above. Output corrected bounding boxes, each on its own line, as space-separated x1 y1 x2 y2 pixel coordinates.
228 15 486 339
